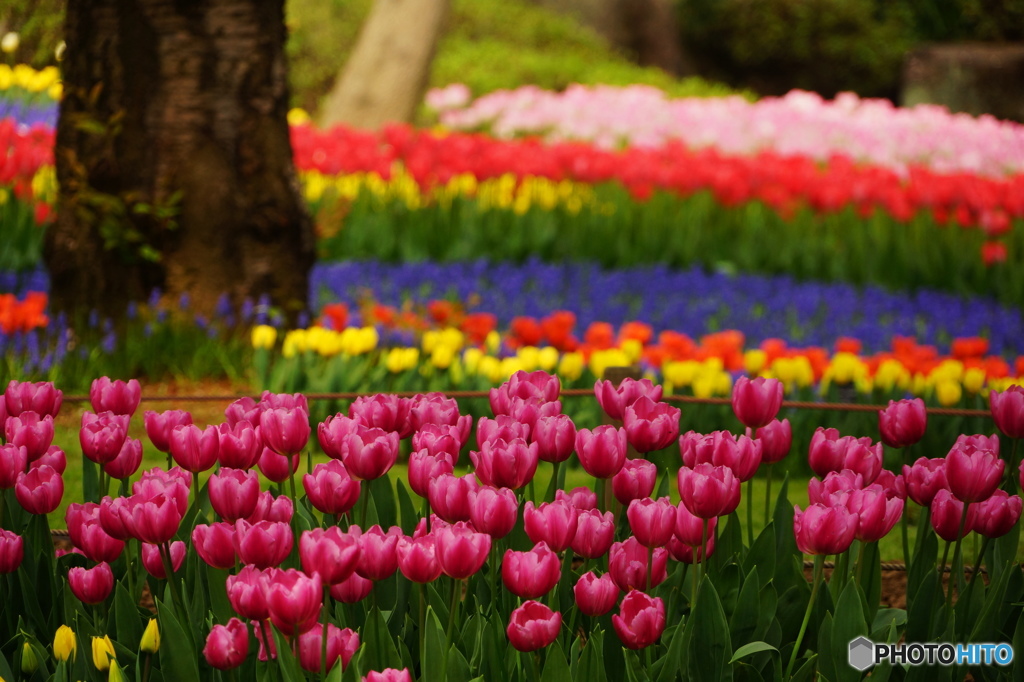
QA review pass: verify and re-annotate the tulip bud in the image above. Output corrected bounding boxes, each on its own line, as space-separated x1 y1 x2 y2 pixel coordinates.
756 418 792 463
192 522 237 570
678 463 741 519
623 396 680 453
234 519 293 569
364 669 413 682
434 521 491 579
731 376 783 429
140 619 160 653
260 407 311 456
477 415 530 449
408 450 454 499
674 500 717 546
349 393 412 437
608 537 668 592
396 534 443 583
169 424 220 473
807 428 882 483
246 490 293 523
470 438 539 489
506 601 561 652
141 541 185 579
411 423 463 463
144 410 192 453
355 525 402 581
571 508 616 559
612 458 657 505
226 565 272 620
946 440 1004 503
846 485 904 542
627 496 677 548
974 490 1023 538
574 571 619 616
318 414 360 460
990 385 1024 439
575 425 628 479
15 464 63 515
679 430 762 482
91 635 116 671
468 485 519 539
429 473 478 523
5 380 62 418
330 571 374 603
340 426 400 481
69 563 115 604
902 457 948 507
612 590 666 649
208 467 261 521
556 486 598 510
54 625 77 662
89 377 141 416
5 411 54 459
298 623 360 673
0 444 28 489
807 469 863 507
80 412 130 464
217 421 263 469
103 438 143 479
878 398 927 449
204 618 249 670
21 641 38 673
502 542 561 599
303 460 361 516
532 414 576 463
930 489 978 542
300 526 362 585
408 393 469 439
266 569 323 636
793 503 858 555
667 534 716 564
594 378 662 421
524 500 578 552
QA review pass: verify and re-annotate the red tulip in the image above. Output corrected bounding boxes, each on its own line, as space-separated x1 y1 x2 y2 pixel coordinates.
217 421 263 469
256 447 301 483
169 424 220 473
141 541 185 579
300 526 361 585
14 464 62 514
103 438 143 479
330 571 374 603
476 415 531 450
0 530 24 573
192 522 237 569
756 418 792 463
594 378 662 421
807 469 864 506
679 430 762 482
68 562 114 604
674 500 717 546
612 458 657 505
946 441 1004 503
298 623 360 674
363 669 412 682
575 425 628 479
144 410 193 453
80 412 130 464
556 487 598 510
227 565 273 620
506 600 561 652
411 423 463 463
303 460 362 516
4 380 62 418
608 537 668 592
350 393 412 437
678 463 741 519
318 414 360 460
502 542 561 599
731 376 783 429
355 525 401 581
532 414 577 463
89 377 141 416
627 496 677 548
930 489 978 541
574 571 619 616
974 490 1023 538
428 473 478 523
612 590 666 649
793 503 858 555
623 396 680 453
524 500 578 552
902 457 948 507
845 485 904 542
807 428 882 483
434 521 491 579
128 492 184 545
234 519 293 569
260 407 311 456
340 426 400 481
878 398 927 449
468 485 519 539
470 438 539 489
0 444 27 489
209 467 260 521
571 508 615 559
266 568 322 636
396 534 443 583
991 385 1024 439
246 491 294 523
204 618 249 670
4 411 54 459
67 503 124 563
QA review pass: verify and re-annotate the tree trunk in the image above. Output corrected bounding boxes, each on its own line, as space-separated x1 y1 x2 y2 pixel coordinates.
318 0 449 130
46 0 315 321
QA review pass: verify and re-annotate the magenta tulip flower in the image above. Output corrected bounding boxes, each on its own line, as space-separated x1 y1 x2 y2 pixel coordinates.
217 421 263 469
524 499 578 552
14 464 62 514
246 490 294 523
340 426 400 481
731 376 783 429
144 410 193 453
80 412 130 464
468 485 519 539
506 601 561 652
623 396 680 453
532 413 577 463
974 490 1023 538
68 562 114 604
4 411 54 459
204 618 249 670
470 437 539 489
256 447 301 483
300 526 362 585
0 444 27 489
32 446 67 474
103 438 143 479
355 525 402 582
408 393 471 440
266 568 322 636
575 425 628 479
678 463 742 519
318 414 360 460
349 393 412 437
89 377 141 416
674 500 717 546
679 430 762 482
303 460 361 516
67 503 124 563
556 487 598 510
260 407 311 456
169 424 220 473
259 391 310 416
298 623 360 674
627 496 677 548
330 571 374 604
807 428 882 483
946 441 1004 503
98 496 135 541
502 542 561 599
434 521 491 580
930 489 979 541
991 385 1024 439
667 534 716 564
807 469 864 507
571 508 616 559
396 534 443 583
209 467 260 521
226 565 273 620
128 492 184 545
141 540 185 579
878 398 927 449
363 669 413 682
408 449 454 499
476 415 531 449
608 537 668 592
411 423 463 463
0 530 24 573
612 458 657 505
4 380 62 418
594 377 662 421
793 503 858 555
902 457 948 507
845 485 904 542
574 571 619 616
874 470 907 501
756 418 792 463
192 522 237 569
428 473 478 523
234 519 293 568
613 590 666 649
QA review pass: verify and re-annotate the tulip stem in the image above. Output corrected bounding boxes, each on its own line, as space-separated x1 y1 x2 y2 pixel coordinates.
595 477 607 514
764 464 773 531
0 488 6 529
159 542 187 628
446 578 460 641
937 538 952 602
419 582 427 653
321 587 330 679
960 536 991 642
946 502 971 612
900 445 912 570
360 480 371 527
746 478 754 548
695 519 709 606
549 461 561 503
1007 439 1020 493
785 554 824 681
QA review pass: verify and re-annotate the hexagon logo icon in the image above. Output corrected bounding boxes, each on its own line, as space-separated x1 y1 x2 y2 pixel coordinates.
848 636 875 672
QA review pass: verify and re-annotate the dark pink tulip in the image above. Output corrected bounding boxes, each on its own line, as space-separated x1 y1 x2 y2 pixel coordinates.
532 413 576 463
300 526 362 585
98 496 135 541
0 394 5 427
129 492 184 545
572 508 616 559
363 669 413 682
253 617 278 661
298 623 360 674
67 503 124 563
0 444 27 489
349 393 412 438
502 542 561 599
340 426 400 481
428 473 478 523
80 412 130 464
974 490 1023 538
575 425 628 479
846 485 904 542
408 393 470 439
226 565 273 620
246 491 294 524
4 380 62 418
524 499 578 552
0 530 23 573
476 415 530 449
492 371 561 412
878 398 927 449
807 428 882 483
435 521 492 579
204 618 249 670
468 485 519 539
874 470 907 500
608 537 668 592
470 438 539 490
217 421 263 469
667 534 716 564
902 458 948 507
955 433 1001 453
594 378 662 421
355 525 402 581
5 411 54 459
508 397 561 434
793 503 858 555
259 391 310 416
556 486 598 510
679 430 762 482
234 519 293 569
330 571 374 603
507 600 561 652
68 562 114 604
209 468 261 522
192 522 237 569
408 450 454 499
613 590 666 650
89 377 141 416
411 423 463 463
103 438 143 479
256 447 301 483
32 446 66 474
627 497 677 548
930 489 978 541
612 458 657 505
807 469 864 506
756 418 792 463
991 385 1024 439
946 441 1004 503
623 396 680 453
267 568 322 636
141 541 185 579
318 414 360 460
15 464 62 514
144 410 193 453
396 534 443 583
678 463 741 519
169 424 220 473
260 407 311 456
133 470 190 514
674 500 717 546
574 571 619 616
303 460 361 516
732 376 783 429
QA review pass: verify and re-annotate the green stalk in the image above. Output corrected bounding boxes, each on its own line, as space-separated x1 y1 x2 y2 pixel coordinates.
419 582 427 653
900 446 912 569
159 542 188 627
1006 439 1020 493
746 477 754 549
945 502 971 612
0 488 6 529
784 554 824 681
596 477 607 513
764 463 773 531
937 538 952 613
960 536 991 642
549 460 562 503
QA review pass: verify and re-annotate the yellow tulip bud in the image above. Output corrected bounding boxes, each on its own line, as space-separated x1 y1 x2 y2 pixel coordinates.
935 379 963 407
537 346 559 371
557 352 584 382
54 625 77 662
92 635 116 671
431 344 455 370
963 367 986 394
485 331 501 354
516 346 540 372
108 663 127 682
140 619 160 653
621 339 643 363
251 325 277 350
744 349 767 376
478 356 502 383
21 642 38 673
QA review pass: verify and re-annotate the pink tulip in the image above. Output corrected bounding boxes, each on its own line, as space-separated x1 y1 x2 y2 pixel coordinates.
67 503 124 563
192 522 237 569
217 421 263 469
569 508 614 559
408 393 471 441
303 460 362 516
0 444 27 489
300 526 362 585
506 601 561 652
89 377 141 416
341 426 400 481
298 623 360 673
954 433 1000 453
258 391 309 415
556 487 598 510
609 537 668 592
508 398 562 434
946 440 1004 503
226 565 273 620
80 412 130 464
674 500 717 546
128 492 184 545
14 464 62 514
874 470 907 500
667 533 716 564
731 376 783 429
396 534 443 583
468 485 519 539
102 438 143 479
612 458 657 505
407 449 454 499
613 590 666 649
902 457 948 506
209 467 260 521
807 428 882 483
356 525 402 581
331 571 374 603
845 485 904 542
204 618 249 670
476 415 530 449
141 541 185 579
133 467 191 511
411 423 463 463
678 463 742 519
256 447 301 483
574 571 619 616
428 473 478 523
878 398 927 449
266 568 322 636
4 380 62 418
623 396 680 453
524 499 578 552
532 414 577 463
32 446 66 474
679 430 762 482
594 378 662 421
363 669 413 682
318 414 360 460
0 529 24 573
4 411 54 459
930 489 978 541
807 469 864 506
502 542 561 599
169 424 220 473
234 519 293 569
991 385 1024 439
98 496 135 541
246 491 294 524
470 438 539 489
260 407 311 456
144 410 192 453
627 496 677 548
756 418 792 463
253 617 279 661
973 490 1023 538
68 562 114 604
493 370 561 409
349 394 413 438
575 425 628 478
793 503 858 555
434 521 491 579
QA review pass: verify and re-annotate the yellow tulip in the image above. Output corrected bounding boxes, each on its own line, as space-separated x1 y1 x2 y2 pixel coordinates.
537 346 559 372
621 339 643 364
140 619 160 653
516 346 540 372
744 349 768 376
714 371 734 397
108 664 127 682
54 625 77 662
431 344 455 370
963 367 986 394
557 352 584 382
935 379 963 407
478 356 502 383
92 635 116 671
485 331 501 354
251 325 277 350
462 347 484 373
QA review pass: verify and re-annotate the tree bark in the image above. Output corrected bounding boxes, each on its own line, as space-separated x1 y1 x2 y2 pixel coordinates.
318 0 449 130
46 0 315 321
